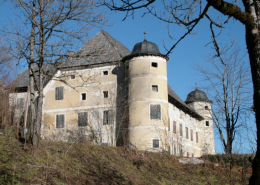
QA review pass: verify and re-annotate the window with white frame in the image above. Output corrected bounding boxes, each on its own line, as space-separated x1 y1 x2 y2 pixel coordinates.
56 114 65 128
150 104 161 120
102 70 108 76
55 86 64 100
103 110 113 125
152 85 158 92
151 62 158 68
78 112 88 126
152 139 159 148
70 75 76 80
81 93 87 101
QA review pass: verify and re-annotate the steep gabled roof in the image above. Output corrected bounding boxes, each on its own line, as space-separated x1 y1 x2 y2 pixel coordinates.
60 30 131 68
168 85 204 120
10 64 57 91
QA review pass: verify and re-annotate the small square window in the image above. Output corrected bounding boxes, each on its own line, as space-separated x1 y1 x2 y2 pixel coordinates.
152 139 159 148
152 85 158 92
205 106 209 110
151 62 158 68
103 91 108 98
81 93 87 101
206 121 209 126
70 75 75 79
103 71 108 76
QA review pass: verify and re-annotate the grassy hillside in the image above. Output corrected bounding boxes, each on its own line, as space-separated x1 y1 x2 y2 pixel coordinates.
0 133 251 184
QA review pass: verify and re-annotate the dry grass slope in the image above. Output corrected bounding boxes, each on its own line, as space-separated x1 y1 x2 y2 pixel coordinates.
0 132 251 185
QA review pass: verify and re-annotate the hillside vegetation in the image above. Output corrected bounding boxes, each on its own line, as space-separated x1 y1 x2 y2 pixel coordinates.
0 132 251 184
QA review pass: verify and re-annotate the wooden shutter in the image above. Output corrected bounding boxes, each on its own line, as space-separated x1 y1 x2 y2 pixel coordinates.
103 111 108 125
55 87 64 100
56 114 64 128
150 104 161 120
78 112 88 126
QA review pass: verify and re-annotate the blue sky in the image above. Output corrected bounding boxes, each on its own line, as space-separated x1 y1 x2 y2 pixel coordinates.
0 1 254 153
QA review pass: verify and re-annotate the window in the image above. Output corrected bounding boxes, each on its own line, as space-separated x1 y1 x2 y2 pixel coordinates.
152 139 159 148
17 98 24 108
55 87 64 100
173 121 176 134
70 75 75 80
81 93 87 101
206 121 210 126
150 104 161 120
190 129 193 141
185 127 189 139
126 65 129 70
196 132 199 143
151 62 158 68
56 114 65 128
187 152 189 157
180 124 183 136
78 112 88 126
103 71 108 76
103 91 108 98
103 110 113 125
205 106 209 110
152 85 158 92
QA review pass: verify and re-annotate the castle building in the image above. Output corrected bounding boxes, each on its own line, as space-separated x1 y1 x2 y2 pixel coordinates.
10 30 215 157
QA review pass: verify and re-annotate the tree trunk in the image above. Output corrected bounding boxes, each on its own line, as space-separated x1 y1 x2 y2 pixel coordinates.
246 22 260 185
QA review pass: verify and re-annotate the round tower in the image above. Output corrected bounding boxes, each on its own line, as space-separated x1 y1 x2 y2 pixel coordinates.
185 88 215 154
122 38 169 151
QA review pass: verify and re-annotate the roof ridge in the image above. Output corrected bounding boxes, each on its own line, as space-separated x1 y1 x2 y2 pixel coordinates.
101 30 124 58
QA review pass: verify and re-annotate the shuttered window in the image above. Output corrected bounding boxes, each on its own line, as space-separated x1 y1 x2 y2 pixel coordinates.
103 110 113 125
17 98 24 108
55 87 64 100
173 121 176 134
185 127 189 139
180 124 183 136
56 114 65 128
150 104 161 120
78 112 88 126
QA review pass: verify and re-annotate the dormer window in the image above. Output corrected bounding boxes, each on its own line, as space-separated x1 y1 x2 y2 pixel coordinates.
151 62 158 68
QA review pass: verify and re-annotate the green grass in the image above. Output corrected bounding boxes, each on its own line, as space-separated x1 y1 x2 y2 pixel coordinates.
0 133 251 185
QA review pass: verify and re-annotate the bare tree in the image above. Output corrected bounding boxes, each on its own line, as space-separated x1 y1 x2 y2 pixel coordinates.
197 37 252 154
103 0 260 183
2 0 106 154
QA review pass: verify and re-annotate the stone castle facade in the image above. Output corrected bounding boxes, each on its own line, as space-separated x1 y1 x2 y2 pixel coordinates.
10 30 215 157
